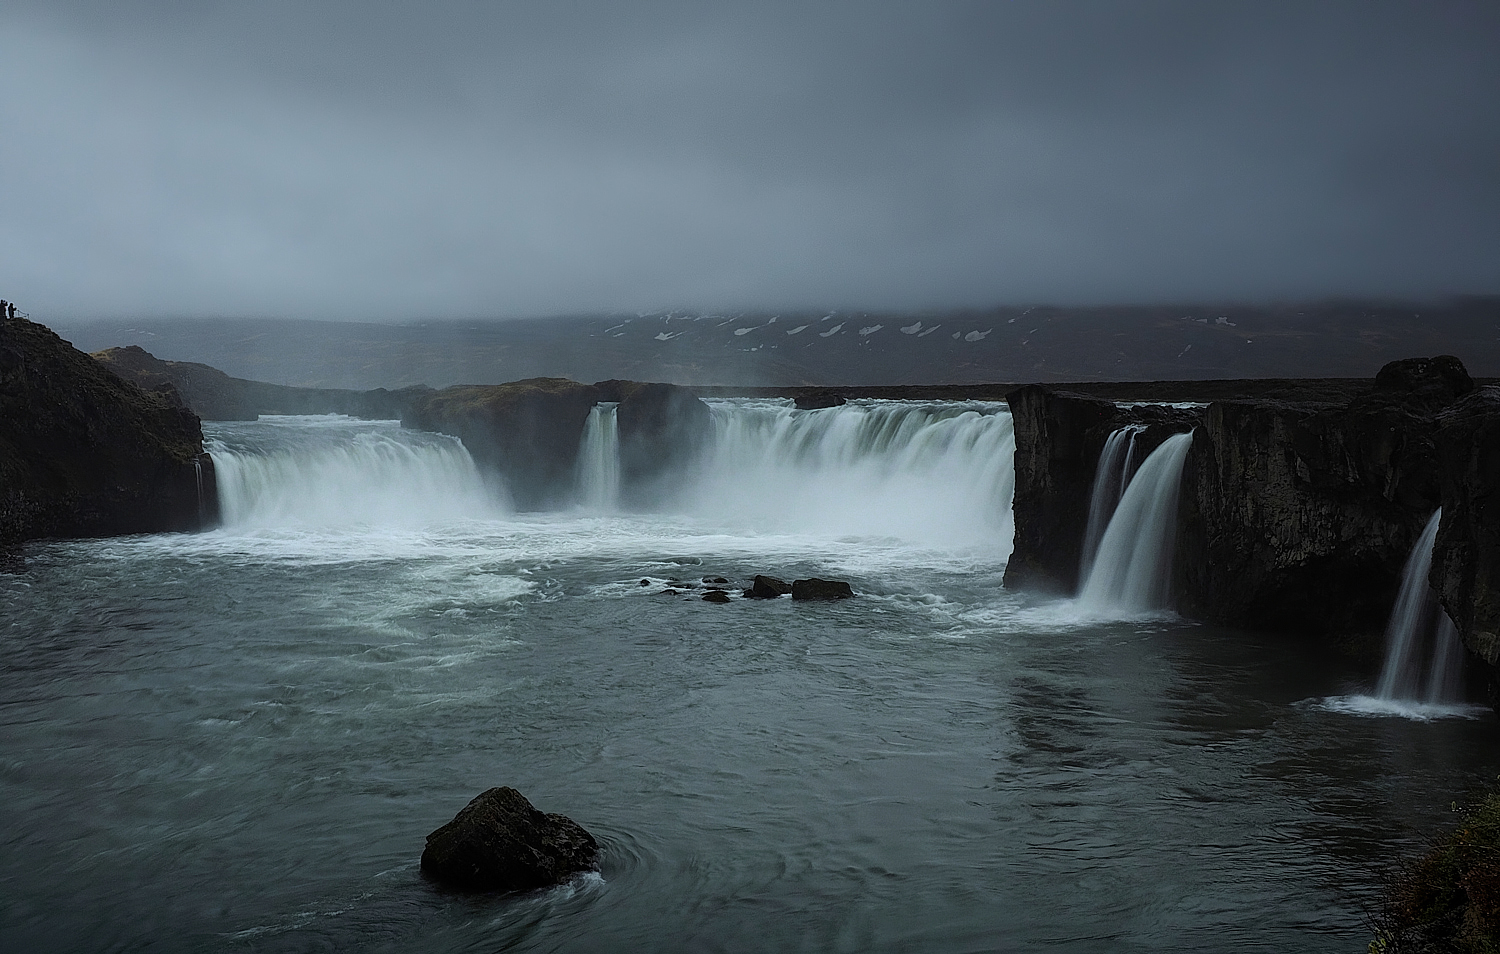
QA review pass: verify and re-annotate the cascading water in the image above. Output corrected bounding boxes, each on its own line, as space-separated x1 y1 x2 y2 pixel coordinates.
1077 432 1193 614
691 400 1016 551
208 416 496 528
1080 425 1143 580
575 402 621 511
1375 509 1466 703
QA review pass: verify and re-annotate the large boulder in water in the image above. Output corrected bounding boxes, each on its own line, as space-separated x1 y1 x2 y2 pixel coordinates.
792 578 854 600
420 787 599 892
0 317 217 553
745 575 792 598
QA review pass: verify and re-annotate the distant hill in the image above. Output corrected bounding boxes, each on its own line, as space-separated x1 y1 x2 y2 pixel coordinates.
51 298 1500 390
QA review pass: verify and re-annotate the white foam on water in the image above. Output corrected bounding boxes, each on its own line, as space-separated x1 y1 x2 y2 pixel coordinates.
1309 695 1488 722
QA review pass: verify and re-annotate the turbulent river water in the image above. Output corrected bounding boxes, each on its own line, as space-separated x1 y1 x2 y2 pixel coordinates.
2 402 1496 953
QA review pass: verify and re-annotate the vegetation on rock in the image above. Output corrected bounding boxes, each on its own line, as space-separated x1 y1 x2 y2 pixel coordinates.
1373 792 1500 953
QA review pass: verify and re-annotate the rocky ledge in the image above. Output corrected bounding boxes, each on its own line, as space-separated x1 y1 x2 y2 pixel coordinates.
421 787 598 892
403 377 712 509
1005 355 1500 698
1 318 217 557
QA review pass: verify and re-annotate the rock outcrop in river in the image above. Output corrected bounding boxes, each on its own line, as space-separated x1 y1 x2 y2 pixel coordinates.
421 787 598 892
403 378 711 509
1 319 216 554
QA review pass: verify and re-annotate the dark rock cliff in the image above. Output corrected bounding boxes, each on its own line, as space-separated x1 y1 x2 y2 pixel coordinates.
94 345 426 421
1005 357 1499 688
1431 386 1500 672
1004 385 1199 593
1 319 217 554
403 377 711 510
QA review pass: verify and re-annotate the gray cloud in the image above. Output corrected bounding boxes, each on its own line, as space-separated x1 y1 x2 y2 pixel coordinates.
1 1 1496 319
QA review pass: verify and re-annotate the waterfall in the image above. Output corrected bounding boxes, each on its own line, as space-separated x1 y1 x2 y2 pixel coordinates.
691 400 1016 550
193 455 207 524
576 403 621 511
1077 432 1193 614
1375 509 1466 703
207 416 496 528
1080 426 1143 580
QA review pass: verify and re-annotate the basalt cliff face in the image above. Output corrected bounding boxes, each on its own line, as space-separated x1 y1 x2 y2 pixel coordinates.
1 319 216 555
1004 385 1199 593
1431 386 1500 671
403 378 711 509
1006 356 1500 696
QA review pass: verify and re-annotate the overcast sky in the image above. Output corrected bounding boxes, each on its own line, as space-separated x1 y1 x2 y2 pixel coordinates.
1 1 1496 320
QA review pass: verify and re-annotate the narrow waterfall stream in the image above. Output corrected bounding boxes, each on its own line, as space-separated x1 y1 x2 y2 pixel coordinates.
1376 509 1467 703
1076 432 1193 615
1080 425 1143 581
575 402 622 512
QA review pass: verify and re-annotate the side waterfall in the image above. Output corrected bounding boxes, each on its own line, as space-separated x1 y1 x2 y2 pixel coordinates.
693 400 1016 550
208 416 495 528
575 403 621 511
1080 425 1143 580
1375 509 1466 703
1077 432 1193 614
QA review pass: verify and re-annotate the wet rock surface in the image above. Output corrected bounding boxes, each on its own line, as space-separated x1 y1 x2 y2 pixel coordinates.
744 575 792 598
1431 387 1500 671
1 318 217 549
791 578 855 601
420 787 598 893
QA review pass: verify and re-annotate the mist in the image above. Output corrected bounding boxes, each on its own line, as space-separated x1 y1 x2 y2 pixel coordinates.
2 1 1497 320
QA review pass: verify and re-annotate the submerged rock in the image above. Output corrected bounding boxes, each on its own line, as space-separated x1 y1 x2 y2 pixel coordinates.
702 589 732 603
744 575 792 599
420 787 598 892
792 578 854 601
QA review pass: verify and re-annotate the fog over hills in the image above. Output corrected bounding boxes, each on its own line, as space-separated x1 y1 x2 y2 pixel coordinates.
54 299 1500 390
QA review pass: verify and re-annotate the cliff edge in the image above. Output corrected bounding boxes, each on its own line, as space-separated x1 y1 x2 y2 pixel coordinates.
0 319 216 556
